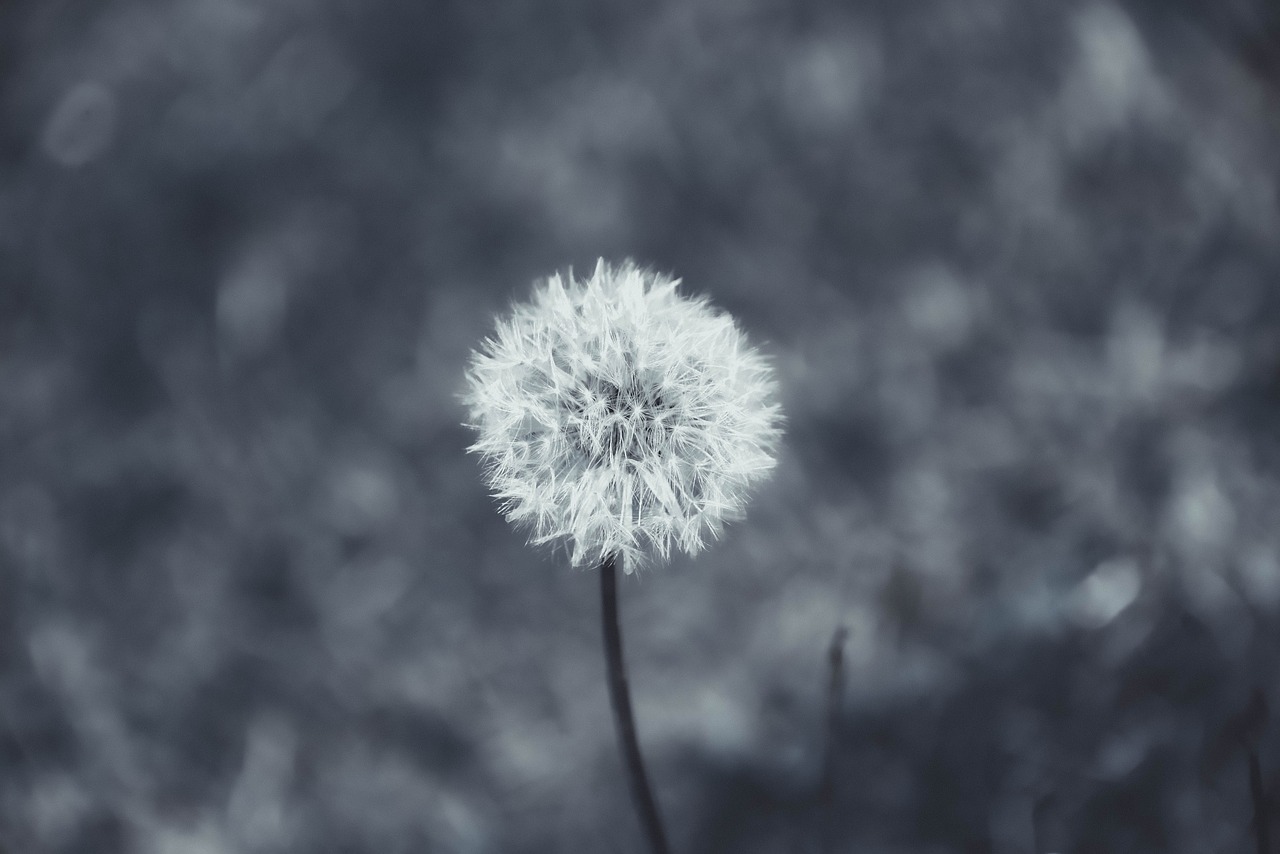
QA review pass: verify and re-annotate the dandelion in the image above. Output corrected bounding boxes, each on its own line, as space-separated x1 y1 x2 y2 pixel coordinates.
462 258 783 574
461 259 784 854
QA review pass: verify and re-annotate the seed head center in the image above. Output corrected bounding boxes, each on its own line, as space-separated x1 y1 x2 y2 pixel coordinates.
567 375 674 465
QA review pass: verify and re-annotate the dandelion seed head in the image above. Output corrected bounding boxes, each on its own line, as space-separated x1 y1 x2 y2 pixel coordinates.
461 259 784 574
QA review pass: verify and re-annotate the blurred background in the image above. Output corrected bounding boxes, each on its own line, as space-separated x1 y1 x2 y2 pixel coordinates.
3 0 1280 851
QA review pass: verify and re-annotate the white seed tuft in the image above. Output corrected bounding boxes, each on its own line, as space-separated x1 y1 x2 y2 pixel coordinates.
461 259 784 574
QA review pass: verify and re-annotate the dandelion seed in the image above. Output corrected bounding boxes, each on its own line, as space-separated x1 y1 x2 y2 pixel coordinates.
460 258 784 574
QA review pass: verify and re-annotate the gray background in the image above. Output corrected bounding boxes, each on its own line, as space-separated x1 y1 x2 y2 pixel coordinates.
3 0 1280 851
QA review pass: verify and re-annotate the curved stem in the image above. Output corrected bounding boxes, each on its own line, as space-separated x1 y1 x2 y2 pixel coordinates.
600 554 672 854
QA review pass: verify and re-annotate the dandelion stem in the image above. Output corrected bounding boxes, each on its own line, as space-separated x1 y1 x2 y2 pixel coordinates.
600 554 671 854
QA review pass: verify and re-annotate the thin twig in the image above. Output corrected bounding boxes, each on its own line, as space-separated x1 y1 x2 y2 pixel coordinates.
600 554 671 854
1228 689 1270 854
819 626 849 852
1250 750 1269 854
1032 792 1057 854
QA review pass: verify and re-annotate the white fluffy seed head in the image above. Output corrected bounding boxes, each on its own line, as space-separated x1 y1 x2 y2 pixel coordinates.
460 258 784 574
